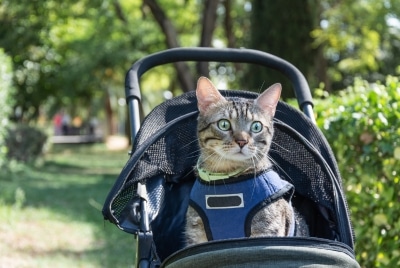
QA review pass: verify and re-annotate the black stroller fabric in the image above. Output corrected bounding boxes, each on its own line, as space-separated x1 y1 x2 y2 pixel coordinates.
102 90 356 264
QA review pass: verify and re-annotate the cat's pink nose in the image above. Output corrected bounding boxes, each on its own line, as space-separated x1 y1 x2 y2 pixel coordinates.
236 139 248 148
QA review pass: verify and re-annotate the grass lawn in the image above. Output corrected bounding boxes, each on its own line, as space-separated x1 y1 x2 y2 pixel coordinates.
0 143 136 267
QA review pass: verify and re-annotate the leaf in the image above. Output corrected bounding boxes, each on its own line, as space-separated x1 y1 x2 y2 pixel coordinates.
394 147 400 160
378 112 388 126
373 213 388 226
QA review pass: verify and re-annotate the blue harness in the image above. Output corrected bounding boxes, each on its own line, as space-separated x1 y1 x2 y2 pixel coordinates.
189 170 295 240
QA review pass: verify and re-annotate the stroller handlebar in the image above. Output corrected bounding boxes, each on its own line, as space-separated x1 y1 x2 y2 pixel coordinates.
126 47 313 106
125 48 315 141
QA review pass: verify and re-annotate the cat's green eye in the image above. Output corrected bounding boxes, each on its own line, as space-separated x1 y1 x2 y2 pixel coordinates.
217 119 231 131
251 121 263 133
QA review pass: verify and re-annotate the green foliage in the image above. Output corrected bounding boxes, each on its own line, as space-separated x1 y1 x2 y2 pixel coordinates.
0 0 257 121
4 124 47 164
314 76 400 267
0 0 149 121
312 0 400 88
0 49 15 168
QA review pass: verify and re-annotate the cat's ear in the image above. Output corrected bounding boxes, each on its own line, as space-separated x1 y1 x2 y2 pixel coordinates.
255 83 282 116
196 76 225 113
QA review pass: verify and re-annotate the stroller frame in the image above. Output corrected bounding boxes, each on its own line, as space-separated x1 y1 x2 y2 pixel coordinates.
103 48 358 268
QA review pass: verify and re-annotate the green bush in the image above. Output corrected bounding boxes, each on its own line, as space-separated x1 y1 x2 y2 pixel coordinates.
314 76 400 267
0 49 15 168
5 124 47 163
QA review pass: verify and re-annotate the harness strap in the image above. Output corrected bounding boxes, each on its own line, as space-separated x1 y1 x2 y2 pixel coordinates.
189 170 294 240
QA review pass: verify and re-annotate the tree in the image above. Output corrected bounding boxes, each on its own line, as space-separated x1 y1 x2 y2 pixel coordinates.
197 0 219 77
0 0 253 125
244 0 319 98
245 0 400 93
142 0 196 91
3 0 400 125
0 0 150 128
312 0 400 90
141 0 254 92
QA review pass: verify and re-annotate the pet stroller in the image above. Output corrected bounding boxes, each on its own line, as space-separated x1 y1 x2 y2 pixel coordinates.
102 48 360 267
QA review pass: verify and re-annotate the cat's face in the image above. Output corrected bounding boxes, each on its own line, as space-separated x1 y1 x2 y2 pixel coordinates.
196 77 281 173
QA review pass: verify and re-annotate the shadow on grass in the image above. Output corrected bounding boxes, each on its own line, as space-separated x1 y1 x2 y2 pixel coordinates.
40 160 86 173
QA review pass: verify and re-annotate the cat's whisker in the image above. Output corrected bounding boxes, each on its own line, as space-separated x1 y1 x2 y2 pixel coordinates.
183 148 202 158
180 139 200 150
274 109 290 117
271 141 290 152
258 81 266 94
211 153 226 174
268 148 284 155
198 151 218 166
185 154 201 160
180 167 198 181
268 157 294 183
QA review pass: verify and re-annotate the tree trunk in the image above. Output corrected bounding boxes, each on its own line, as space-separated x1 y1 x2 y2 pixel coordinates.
105 89 116 135
223 0 236 48
113 0 127 24
222 0 242 73
143 0 195 92
197 0 219 77
246 0 319 99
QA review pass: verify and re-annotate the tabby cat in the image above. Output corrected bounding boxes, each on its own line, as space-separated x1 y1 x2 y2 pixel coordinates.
185 77 300 246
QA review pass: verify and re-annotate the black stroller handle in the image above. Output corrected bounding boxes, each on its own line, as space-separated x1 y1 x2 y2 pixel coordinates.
125 47 315 142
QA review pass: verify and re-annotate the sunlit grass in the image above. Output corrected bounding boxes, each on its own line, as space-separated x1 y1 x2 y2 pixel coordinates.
0 143 135 268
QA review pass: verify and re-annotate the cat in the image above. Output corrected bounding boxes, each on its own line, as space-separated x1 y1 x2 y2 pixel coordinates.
185 77 304 246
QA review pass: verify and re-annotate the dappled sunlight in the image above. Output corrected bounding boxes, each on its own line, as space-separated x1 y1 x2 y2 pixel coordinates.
105 135 129 151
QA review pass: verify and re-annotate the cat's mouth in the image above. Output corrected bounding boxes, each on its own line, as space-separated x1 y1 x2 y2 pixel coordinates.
228 146 253 159
213 144 253 160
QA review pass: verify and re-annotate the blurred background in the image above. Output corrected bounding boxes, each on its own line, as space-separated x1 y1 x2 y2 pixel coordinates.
0 0 399 267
